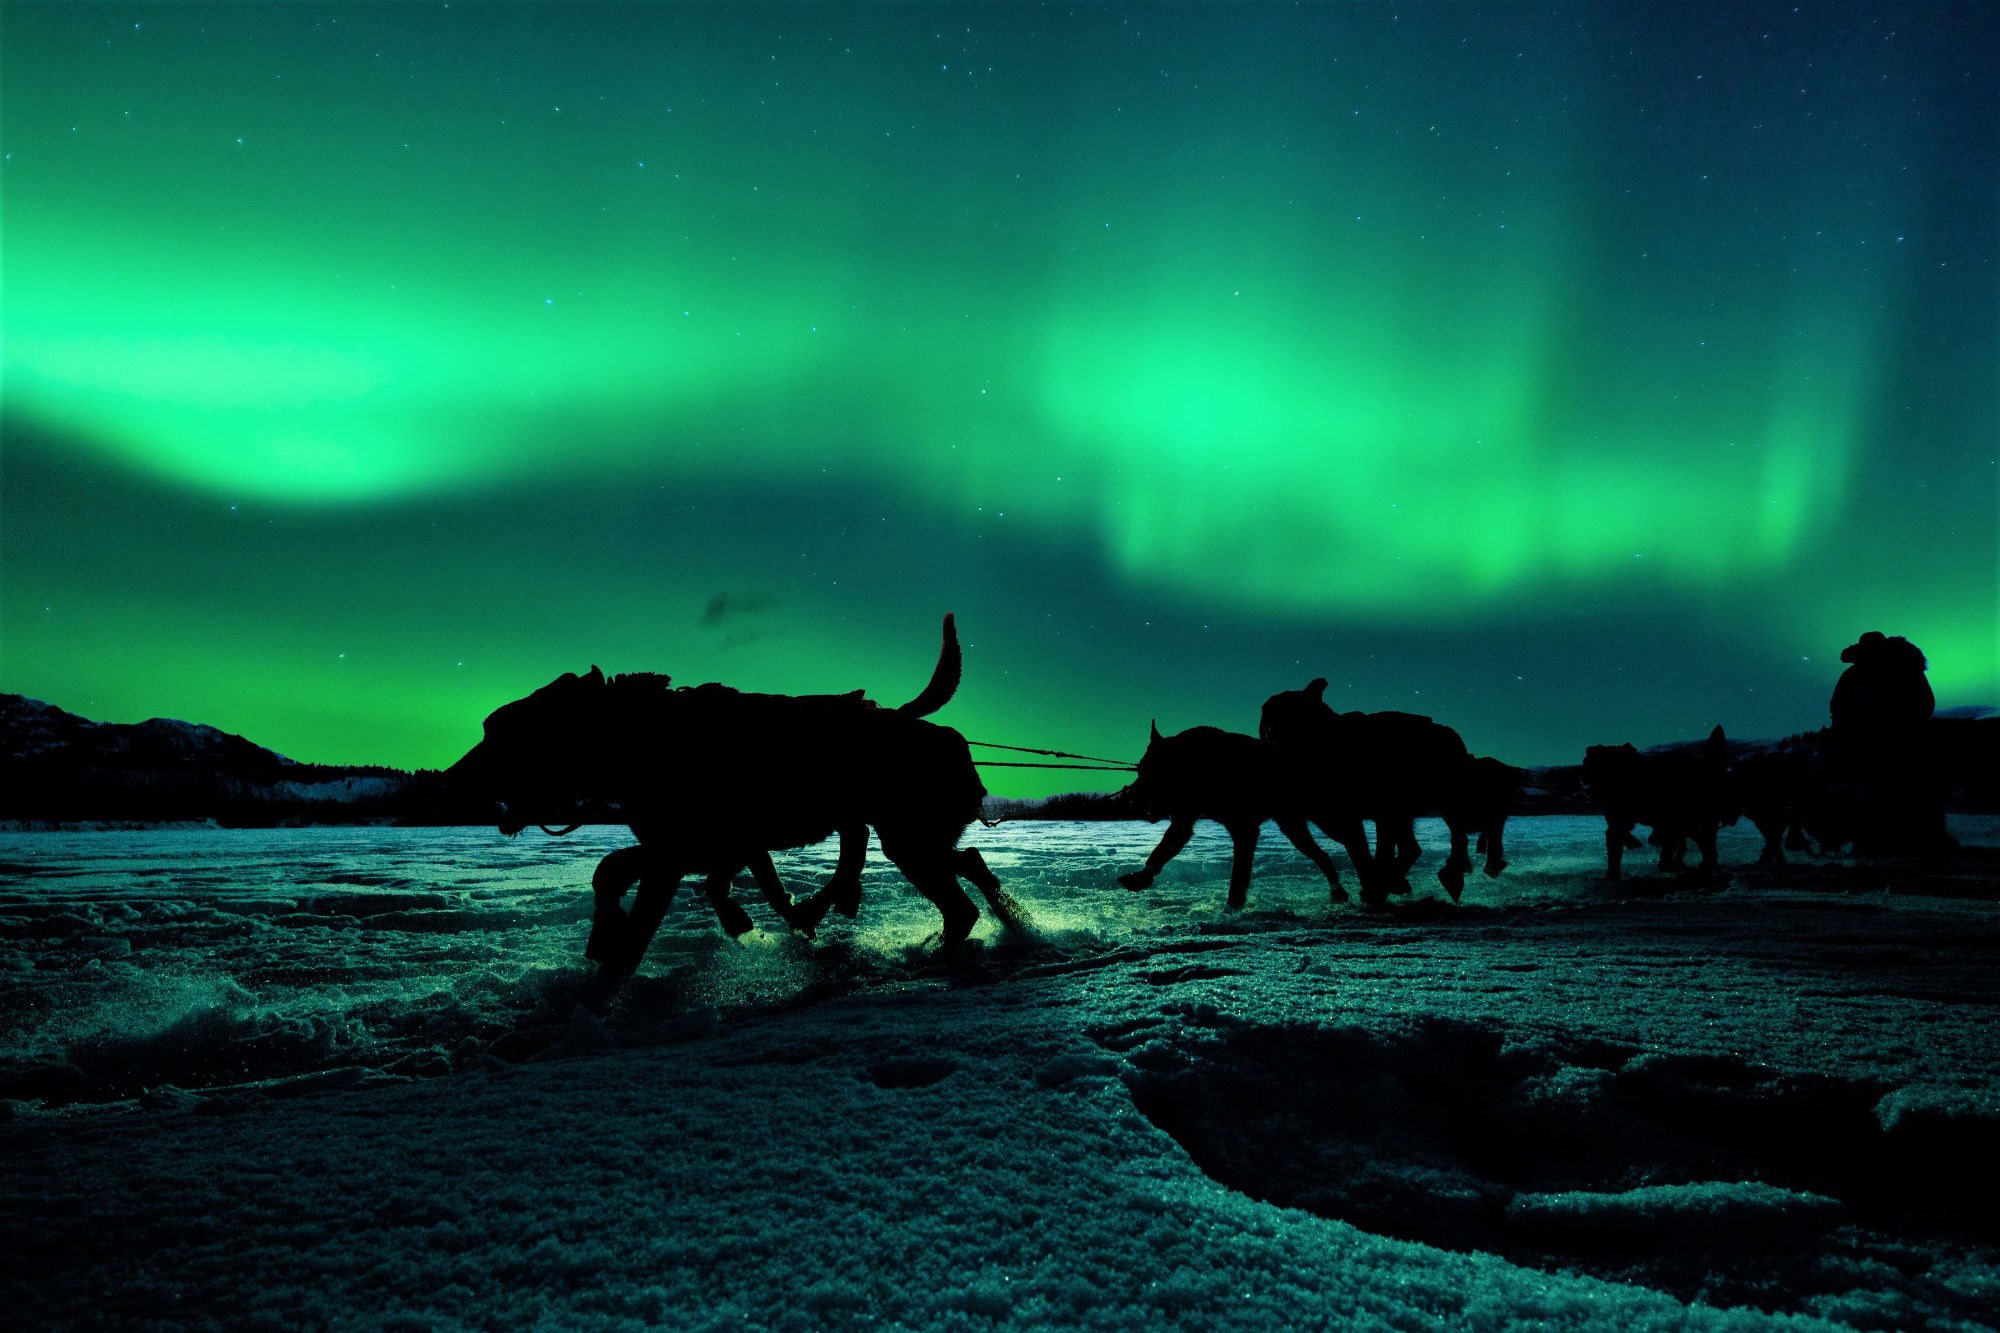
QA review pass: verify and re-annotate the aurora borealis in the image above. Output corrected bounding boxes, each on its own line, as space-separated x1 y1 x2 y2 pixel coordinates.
3 3 1994 795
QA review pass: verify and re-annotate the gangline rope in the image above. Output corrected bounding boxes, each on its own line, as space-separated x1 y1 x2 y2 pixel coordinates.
971 760 1134 771
964 739 1136 770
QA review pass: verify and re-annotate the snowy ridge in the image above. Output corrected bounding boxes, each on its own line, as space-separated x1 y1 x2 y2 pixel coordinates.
0 694 474 826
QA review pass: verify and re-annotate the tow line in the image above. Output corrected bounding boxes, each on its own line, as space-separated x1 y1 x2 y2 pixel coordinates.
966 740 1136 773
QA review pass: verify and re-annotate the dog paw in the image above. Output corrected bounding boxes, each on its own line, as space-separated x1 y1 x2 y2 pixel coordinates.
939 908 979 948
1117 870 1155 892
790 894 834 936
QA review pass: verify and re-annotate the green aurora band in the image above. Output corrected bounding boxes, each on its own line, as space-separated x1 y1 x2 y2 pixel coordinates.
3 4 1994 793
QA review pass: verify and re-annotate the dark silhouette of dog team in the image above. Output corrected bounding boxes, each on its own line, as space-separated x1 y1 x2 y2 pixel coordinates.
1113 722 1364 909
446 619 1984 973
446 616 1018 972
1258 681 1516 902
1582 726 1731 881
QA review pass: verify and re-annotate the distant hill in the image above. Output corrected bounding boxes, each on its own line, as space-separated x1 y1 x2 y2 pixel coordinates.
0 695 480 827
4 694 1991 828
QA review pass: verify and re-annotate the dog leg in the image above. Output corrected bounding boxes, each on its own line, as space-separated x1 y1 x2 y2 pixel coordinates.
1371 817 1417 876
1753 817 1785 868
1692 828 1723 885
793 825 869 932
1365 815 1410 877
1438 820 1470 902
878 832 979 946
1222 821 1262 910
928 879 980 947
1120 817 1195 891
1275 816 1347 904
901 856 979 945
619 863 686 974
957 848 1031 934
587 845 649 967
1482 818 1509 877
700 869 757 938
1392 818 1422 877
1321 814 1393 905
1320 808 1400 904
822 824 867 918
746 853 813 938
1368 817 1417 895
790 886 836 935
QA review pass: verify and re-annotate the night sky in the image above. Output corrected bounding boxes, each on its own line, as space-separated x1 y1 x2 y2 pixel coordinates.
3 3 1994 795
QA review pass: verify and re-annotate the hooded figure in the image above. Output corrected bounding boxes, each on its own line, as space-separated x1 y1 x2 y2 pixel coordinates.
1828 631 1951 855
1831 631 1935 739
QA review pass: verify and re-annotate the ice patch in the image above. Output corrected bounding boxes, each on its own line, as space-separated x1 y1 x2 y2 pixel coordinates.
1507 1180 1845 1250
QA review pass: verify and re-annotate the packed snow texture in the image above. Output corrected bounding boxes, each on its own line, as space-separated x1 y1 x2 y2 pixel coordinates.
3 817 1999 1329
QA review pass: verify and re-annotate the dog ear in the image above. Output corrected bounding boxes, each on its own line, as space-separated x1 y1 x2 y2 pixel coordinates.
1306 678 1328 700
585 665 605 686
1149 719 1162 744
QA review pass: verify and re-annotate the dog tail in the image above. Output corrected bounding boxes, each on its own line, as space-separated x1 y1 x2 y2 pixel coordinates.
897 613 962 717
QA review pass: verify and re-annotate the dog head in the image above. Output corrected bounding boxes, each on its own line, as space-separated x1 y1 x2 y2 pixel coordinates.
1116 720 1178 822
445 667 626 834
1258 678 1332 746
1461 755 1520 820
1580 742 1640 804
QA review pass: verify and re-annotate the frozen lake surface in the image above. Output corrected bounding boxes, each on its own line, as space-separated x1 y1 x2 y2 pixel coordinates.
3 816 1997 1109
4 816 1999 1328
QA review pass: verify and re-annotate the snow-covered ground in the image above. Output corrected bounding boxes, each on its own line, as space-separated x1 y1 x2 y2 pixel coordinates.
3 817 1998 1329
